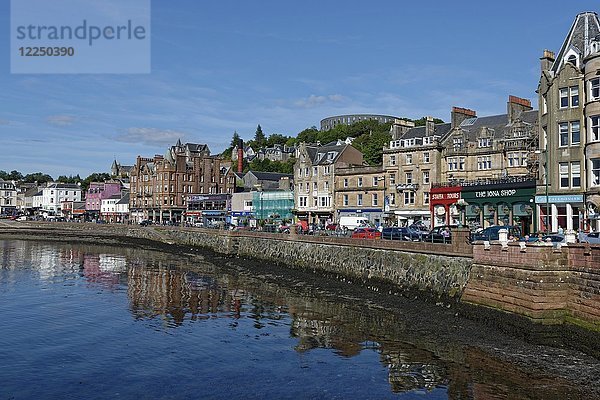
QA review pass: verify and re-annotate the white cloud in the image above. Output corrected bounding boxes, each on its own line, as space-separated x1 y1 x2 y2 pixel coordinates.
294 94 347 109
115 127 187 146
46 115 75 126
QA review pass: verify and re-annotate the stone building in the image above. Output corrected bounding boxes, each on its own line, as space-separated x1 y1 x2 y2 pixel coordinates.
537 11 600 232
383 118 450 227
0 179 17 216
320 114 399 131
129 140 236 224
294 141 363 226
334 165 387 226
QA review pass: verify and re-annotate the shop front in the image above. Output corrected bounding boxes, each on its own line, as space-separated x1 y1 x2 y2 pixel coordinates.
534 194 584 233
429 186 462 227
462 182 535 234
187 194 231 227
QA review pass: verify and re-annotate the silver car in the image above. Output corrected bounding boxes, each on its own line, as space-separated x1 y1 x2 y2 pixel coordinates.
580 231 600 244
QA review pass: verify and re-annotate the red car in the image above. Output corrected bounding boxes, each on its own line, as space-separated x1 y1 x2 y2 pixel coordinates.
351 227 381 239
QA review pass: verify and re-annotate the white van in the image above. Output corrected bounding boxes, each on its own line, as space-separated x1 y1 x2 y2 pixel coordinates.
338 216 370 231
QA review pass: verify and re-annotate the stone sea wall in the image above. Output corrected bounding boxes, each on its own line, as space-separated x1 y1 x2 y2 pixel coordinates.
155 228 473 300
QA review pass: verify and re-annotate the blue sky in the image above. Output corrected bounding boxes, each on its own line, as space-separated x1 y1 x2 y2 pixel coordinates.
0 0 598 178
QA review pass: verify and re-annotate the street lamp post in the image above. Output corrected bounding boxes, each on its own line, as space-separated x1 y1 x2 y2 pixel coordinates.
535 149 550 233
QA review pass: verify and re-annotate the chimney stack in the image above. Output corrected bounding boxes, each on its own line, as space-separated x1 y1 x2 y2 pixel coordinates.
390 119 415 140
507 95 533 124
540 49 555 72
425 116 435 135
451 107 476 128
237 139 244 174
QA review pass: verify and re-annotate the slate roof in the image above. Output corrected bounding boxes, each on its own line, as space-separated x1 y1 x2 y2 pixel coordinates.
453 109 537 142
117 193 130 204
401 123 452 141
248 171 293 181
305 143 348 165
552 12 600 73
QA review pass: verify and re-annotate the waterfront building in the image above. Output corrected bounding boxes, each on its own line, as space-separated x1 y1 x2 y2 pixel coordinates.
39 183 82 215
252 189 295 223
383 117 450 227
16 183 37 213
294 141 363 226
85 181 122 219
185 193 230 226
241 171 293 191
0 179 17 216
61 201 86 220
537 12 600 232
129 140 236 224
334 165 387 227
320 114 399 131
100 194 122 223
230 191 254 226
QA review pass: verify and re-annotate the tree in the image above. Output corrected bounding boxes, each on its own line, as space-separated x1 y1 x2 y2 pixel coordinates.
81 173 111 193
266 133 290 147
412 117 445 126
57 174 81 184
230 131 241 148
254 124 266 148
23 172 53 184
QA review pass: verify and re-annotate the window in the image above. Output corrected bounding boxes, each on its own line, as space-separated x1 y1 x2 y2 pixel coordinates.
404 191 415 205
571 162 581 188
453 137 463 150
508 152 527 167
571 121 580 144
343 195 349 206
559 88 569 108
570 86 579 107
372 193 378 206
405 172 412 184
390 193 396 205
559 163 569 188
313 182 317 191
373 177 378 186
477 156 491 170
423 152 430 163
313 167 318 176
559 122 569 146
459 157 465 170
358 177 363 187
422 171 430 184
542 95 548 114
343 178 348 188
591 78 600 101
423 192 429 205
406 154 412 164
357 194 363 206
324 166 331 175
389 174 396 185
297 168 302 177
591 159 600 186
324 181 329 191
448 157 457 171
559 121 580 146
591 116 600 142
478 138 491 148
390 155 396 166
299 197 307 207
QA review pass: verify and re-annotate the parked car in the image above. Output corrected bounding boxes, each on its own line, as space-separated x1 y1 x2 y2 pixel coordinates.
339 216 370 231
139 220 152 227
423 225 456 243
579 231 600 244
381 227 422 241
351 227 381 239
471 225 522 241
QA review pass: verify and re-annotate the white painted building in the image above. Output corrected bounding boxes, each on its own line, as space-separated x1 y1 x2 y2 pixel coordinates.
0 179 17 215
40 183 82 214
101 193 130 223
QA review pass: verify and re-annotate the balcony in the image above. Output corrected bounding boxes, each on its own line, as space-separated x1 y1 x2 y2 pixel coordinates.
396 183 419 192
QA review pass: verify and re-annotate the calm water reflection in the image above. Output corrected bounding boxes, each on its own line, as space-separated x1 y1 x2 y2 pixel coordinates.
0 240 598 399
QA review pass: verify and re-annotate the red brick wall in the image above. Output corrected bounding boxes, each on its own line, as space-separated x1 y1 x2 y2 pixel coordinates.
466 242 600 328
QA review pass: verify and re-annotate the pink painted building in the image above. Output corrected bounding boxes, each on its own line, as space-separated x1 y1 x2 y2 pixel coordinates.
85 181 122 217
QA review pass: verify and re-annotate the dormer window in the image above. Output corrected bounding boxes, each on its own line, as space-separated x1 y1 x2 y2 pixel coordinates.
567 55 577 65
478 138 492 148
453 137 463 150
590 78 600 101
